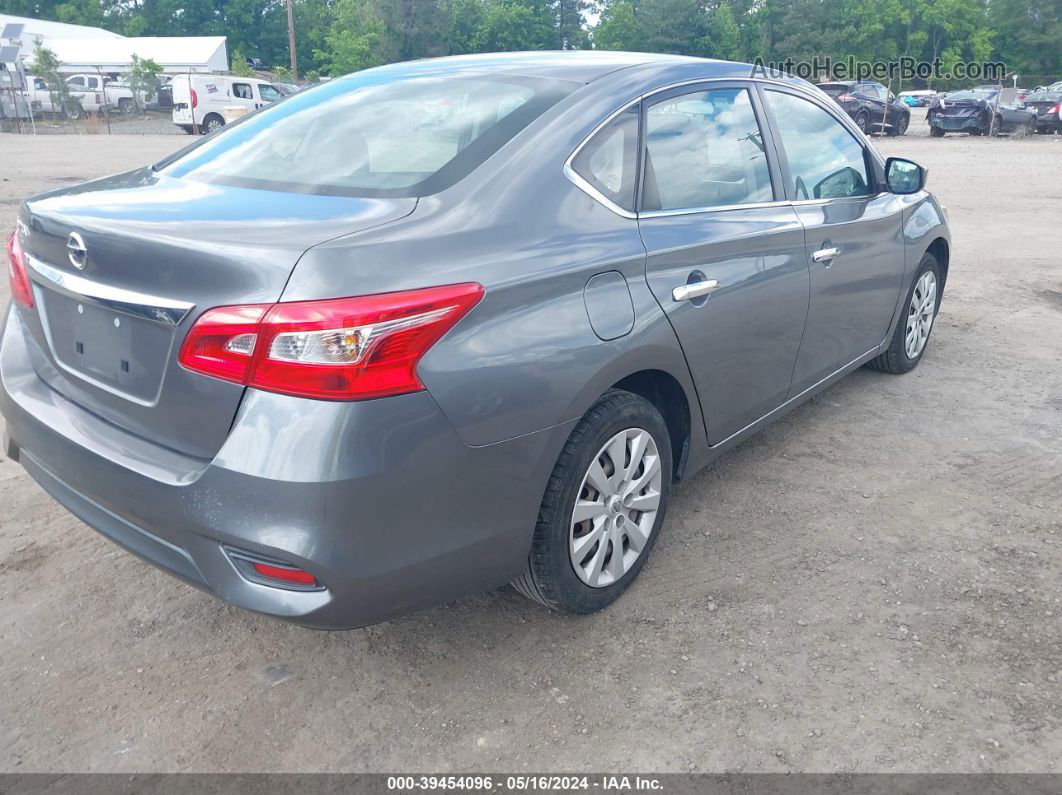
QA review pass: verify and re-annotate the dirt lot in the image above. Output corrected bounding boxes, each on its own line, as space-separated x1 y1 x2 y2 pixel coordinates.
1 112 1061 773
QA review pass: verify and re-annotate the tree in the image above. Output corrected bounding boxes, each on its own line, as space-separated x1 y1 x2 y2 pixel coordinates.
128 53 162 114
230 46 256 76
709 3 743 60
314 0 388 75
31 42 75 119
592 0 643 50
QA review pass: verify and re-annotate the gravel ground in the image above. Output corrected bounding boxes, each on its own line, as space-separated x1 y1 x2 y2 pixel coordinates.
1 111 1061 773
9 110 184 136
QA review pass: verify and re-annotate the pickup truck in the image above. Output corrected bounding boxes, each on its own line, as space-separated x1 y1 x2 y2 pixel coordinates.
20 75 102 119
65 73 147 114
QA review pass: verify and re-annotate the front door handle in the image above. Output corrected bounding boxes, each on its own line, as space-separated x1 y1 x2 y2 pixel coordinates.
672 279 720 302
812 246 840 264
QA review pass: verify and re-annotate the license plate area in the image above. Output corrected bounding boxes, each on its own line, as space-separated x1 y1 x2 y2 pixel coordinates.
38 287 175 403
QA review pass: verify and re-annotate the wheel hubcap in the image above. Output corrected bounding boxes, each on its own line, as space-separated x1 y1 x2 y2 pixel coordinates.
905 270 937 359
569 428 662 588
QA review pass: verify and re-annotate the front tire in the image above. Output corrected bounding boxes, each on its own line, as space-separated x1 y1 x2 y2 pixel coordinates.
887 113 909 136
513 390 672 614
930 125 945 137
867 252 941 374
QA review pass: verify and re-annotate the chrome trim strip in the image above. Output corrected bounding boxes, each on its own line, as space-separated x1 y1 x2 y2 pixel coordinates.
25 254 195 326
564 74 885 220
563 97 641 220
639 199 790 219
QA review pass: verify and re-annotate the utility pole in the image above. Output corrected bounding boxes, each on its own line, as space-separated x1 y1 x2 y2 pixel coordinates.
285 0 298 81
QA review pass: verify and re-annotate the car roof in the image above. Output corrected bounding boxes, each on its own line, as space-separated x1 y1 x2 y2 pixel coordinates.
345 51 724 85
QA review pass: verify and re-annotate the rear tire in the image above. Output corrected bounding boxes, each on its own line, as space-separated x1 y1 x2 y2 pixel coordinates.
202 114 224 134
855 112 871 135
866 252 941 374
513 390 672 614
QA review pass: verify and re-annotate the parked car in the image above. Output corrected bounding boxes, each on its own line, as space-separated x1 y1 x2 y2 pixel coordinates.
170 73 283 134
927 89 1036 136
818 80 910 135
1022 90 1062 133
898 89 937 107
2 53 951 629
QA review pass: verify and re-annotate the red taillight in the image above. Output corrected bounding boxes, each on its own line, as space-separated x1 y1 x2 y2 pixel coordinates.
251 562 317 587
178 283 484 401
190 88 198 109
837 93 855 102
1053 104 1062 116
6 229 34 309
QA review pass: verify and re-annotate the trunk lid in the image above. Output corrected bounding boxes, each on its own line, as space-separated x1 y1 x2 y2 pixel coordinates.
19 168 415 459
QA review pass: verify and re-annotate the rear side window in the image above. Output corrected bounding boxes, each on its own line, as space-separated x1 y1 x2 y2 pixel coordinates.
160 74 577 198
642 87 773 212
570 104 639 212
233 82 252 100
765 90 871 200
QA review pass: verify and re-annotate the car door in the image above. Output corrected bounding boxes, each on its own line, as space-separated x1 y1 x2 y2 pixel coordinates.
857 83 887 127
759 86 907 393
639 82 810 444
256 82 282 108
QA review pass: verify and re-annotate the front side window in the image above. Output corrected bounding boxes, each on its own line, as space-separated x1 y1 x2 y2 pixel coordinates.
570 104 639 212
159 74 576 198
765 90 871 200
642 87 773 212
259 83 282 102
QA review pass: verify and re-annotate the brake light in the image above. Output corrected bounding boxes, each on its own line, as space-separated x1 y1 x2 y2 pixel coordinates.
6 229 34 309
837 93 855 102
1054 104 1061 116
190 88 198 109
178 283 484 400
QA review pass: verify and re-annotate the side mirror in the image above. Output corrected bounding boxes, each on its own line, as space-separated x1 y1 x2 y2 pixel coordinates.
885 157 926 195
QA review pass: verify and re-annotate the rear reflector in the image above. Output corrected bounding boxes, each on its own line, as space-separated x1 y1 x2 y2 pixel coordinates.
178 283 484 401
6 229 34 309
251 562 317 587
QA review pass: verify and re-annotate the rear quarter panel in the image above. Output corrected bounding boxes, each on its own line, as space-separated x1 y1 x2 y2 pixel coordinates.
281 74 707 455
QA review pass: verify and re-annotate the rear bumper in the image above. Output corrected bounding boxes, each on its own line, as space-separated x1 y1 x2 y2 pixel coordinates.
930 115 982 131
1 307 569 629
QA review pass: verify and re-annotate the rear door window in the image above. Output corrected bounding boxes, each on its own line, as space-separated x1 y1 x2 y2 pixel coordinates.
764 90 872 200
570 104 640 213
641 87 773 212
232 83 253 100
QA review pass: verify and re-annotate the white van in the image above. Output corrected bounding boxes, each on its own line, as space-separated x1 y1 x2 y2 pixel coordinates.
170 74 283 134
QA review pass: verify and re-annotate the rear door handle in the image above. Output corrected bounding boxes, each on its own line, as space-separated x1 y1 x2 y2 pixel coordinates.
812 246 840 264
672 280 720 302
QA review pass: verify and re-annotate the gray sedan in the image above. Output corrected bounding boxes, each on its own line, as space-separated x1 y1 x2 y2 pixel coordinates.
1 52 950 628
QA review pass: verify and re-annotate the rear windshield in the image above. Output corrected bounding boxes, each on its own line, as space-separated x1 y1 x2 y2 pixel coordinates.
1027 91 1062 102
818 84 852 97
159 73 577 198
945 90 996 101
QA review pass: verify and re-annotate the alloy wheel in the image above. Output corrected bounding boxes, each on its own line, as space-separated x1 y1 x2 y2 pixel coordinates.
905 270 937 359
569 428 662 588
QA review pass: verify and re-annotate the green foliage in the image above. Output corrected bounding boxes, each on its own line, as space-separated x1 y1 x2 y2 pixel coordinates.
593 1 641 51
273 65 293 81
31 42 73 118
230 46 257 76
13 0 1056 87
128 53 162 113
